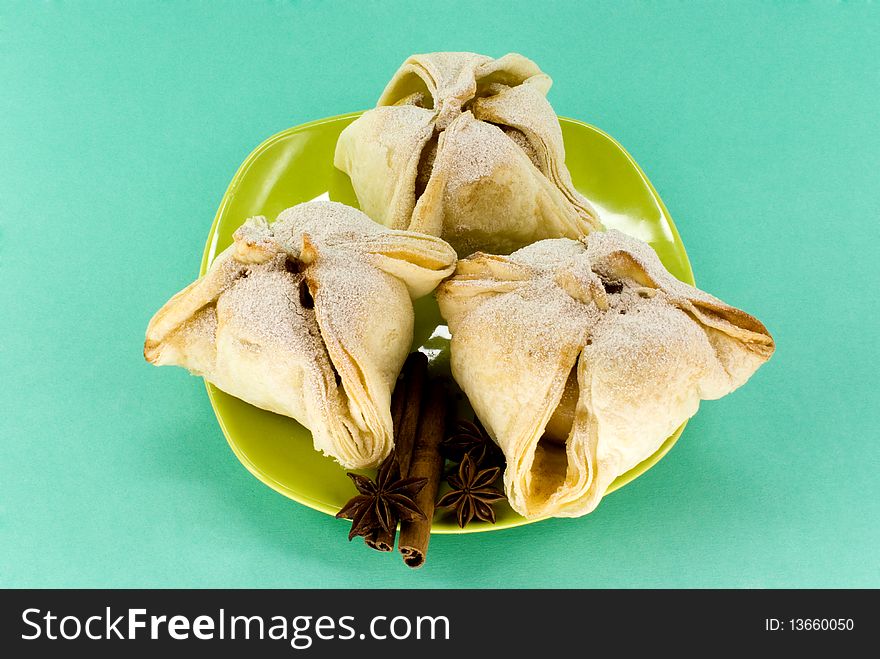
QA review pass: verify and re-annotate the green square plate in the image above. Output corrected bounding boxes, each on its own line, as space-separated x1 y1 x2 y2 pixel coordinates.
199 112 694 533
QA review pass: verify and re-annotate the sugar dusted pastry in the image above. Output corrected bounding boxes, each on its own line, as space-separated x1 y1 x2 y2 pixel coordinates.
334 51 601 255
144 201 457 469
436 230 774 518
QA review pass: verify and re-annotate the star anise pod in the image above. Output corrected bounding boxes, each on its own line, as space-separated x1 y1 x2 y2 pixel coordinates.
441 418 504 467
336 454 427 541
437 453 506 527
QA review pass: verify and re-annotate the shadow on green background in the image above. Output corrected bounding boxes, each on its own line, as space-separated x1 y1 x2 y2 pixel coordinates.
0 1 877 587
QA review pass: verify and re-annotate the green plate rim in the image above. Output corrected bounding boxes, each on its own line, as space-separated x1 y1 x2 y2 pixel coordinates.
198 112 694 534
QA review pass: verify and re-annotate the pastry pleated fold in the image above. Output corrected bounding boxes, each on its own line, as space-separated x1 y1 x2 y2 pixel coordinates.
436 230 774 518
145 201 457 468
334 51 601 255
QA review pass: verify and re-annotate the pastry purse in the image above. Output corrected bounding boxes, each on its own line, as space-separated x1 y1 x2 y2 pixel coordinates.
145 201 456 468
436 230 774 518
335 51 601 255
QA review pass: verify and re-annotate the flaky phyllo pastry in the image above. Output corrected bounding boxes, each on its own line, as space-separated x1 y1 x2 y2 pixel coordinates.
436 230 774 518
144 201 456 468
334 52 601 255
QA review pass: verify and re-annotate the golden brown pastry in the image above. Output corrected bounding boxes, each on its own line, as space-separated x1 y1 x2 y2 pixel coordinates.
334 51 601 255
436 230 774 518
145 201 457 468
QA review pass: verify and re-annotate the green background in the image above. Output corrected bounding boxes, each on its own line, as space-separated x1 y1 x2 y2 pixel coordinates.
2 1 878 588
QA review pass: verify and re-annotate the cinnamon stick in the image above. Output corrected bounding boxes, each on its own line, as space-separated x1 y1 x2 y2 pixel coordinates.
399 379 447 568
395 351 428 478
390 368 407 439
364 352 427 552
